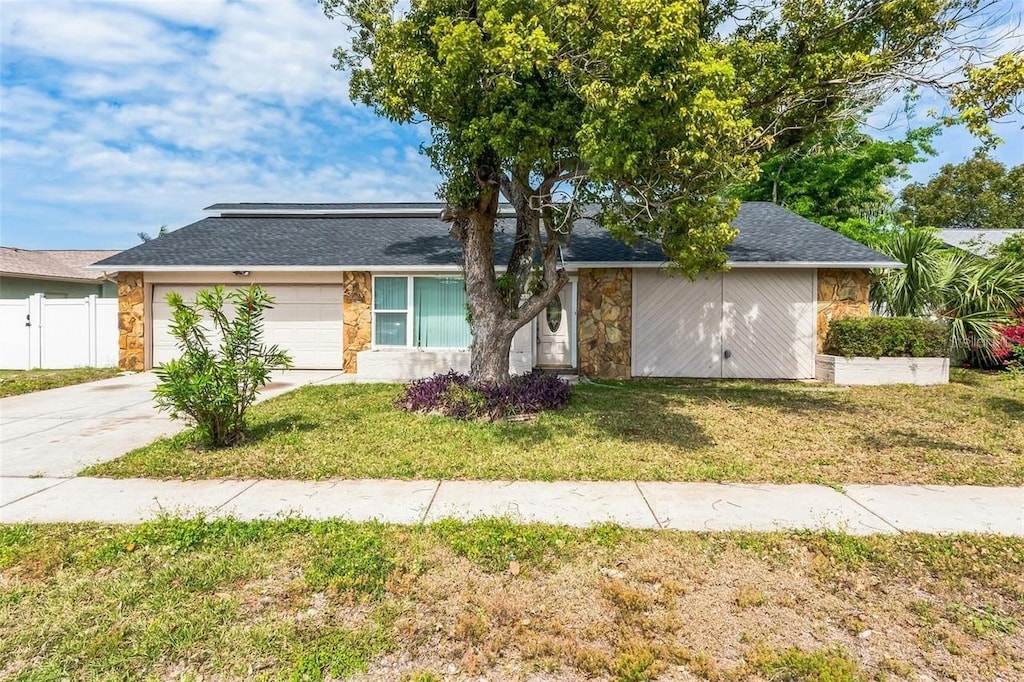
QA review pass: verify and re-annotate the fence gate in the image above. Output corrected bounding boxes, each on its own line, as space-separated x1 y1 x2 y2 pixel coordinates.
0 294 118 370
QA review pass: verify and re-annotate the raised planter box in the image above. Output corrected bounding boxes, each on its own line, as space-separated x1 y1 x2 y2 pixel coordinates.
815 354 949 386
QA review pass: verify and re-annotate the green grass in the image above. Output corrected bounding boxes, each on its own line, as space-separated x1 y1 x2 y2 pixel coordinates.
84 369 1024 485
0 367 121 398
2 519 1022 681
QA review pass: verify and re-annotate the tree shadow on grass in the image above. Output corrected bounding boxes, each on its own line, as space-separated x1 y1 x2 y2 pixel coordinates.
855 428 991 456
476 380 861 455
985 395 1024 422
243 415 321 443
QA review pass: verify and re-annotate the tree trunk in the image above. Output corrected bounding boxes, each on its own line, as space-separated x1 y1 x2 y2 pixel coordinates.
469 318 515 384
447 165 569 387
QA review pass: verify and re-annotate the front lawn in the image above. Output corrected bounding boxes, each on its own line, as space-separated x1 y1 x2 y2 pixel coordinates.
85 369 1024 485
1 519 1021 680
0 367 121 398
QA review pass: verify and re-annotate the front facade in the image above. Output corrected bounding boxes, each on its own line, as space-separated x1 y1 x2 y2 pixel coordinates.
95 203 895 378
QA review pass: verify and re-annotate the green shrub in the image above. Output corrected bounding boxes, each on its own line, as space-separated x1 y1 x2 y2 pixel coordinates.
154 285 292 446
823 317 948 358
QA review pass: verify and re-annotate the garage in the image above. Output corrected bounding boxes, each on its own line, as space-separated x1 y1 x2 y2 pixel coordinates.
633 269 816 379
151 284 343 369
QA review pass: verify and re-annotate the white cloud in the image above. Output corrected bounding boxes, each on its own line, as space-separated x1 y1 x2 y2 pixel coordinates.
0 0 438 248
0 3 194 66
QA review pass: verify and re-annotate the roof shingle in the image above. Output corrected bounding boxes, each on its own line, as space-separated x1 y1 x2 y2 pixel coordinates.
3 248 121 281
94 202 900 269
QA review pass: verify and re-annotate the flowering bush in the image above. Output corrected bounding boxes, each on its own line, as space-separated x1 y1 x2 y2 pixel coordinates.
993 320 1024 367
397 370 572 420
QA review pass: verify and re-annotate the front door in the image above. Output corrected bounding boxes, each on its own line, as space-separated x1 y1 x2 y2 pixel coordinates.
536 282 574 368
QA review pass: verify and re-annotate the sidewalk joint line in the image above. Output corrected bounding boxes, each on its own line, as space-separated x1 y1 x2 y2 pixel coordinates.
0 477 74 509
212 480 260 515
838 488 903 534
420 481 442 525
634 481 664 529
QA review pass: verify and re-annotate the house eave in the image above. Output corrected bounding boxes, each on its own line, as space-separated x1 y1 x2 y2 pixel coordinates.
0 271 108 284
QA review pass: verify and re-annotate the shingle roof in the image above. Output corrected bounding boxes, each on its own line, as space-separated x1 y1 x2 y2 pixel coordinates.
2 247 121 281
93 202 900 270
938 228 1024 256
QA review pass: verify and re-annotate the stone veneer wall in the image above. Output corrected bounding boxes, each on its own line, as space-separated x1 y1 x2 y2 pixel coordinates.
577 268 632 379
343 271 372 373
816 268 871 352
118 272 145 371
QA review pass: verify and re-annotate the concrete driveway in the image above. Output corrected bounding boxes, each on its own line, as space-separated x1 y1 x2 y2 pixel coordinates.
0 370 348 477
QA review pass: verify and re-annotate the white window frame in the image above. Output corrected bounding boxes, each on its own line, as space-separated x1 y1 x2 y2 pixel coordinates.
371 275 412 348
371 274 471 351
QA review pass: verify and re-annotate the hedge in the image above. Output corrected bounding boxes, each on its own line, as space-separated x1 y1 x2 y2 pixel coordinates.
823 317 949 358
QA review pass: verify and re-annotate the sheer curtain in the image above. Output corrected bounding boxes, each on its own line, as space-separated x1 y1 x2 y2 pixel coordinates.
413 277 471 348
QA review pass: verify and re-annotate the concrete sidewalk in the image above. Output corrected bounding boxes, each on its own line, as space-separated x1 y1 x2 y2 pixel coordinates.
1 477 1020 535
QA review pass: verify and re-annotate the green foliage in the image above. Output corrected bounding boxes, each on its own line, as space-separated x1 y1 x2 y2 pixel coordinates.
746 645 864 682
823 317 949 358
899 155 1024 231
429 518 578 572
948 53 1024 147
735 122 937 239
946 603 1018 636
872 229 1024 362
0 367 120 399
137 224 168 243
993 233 1024 263
327 0 759 276
304 523 396 597
153 285 292 447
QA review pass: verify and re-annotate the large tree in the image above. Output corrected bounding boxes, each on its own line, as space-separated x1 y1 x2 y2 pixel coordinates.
322 0 1023 385
899 155 1024 230
735 121 937 246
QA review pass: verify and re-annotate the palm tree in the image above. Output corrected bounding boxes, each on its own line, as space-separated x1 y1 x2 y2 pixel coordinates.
872 229 1024 363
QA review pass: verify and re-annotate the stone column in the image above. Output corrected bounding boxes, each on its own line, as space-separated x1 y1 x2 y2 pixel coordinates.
577 268 632 379
343 271 372 373
816 268 871 352
117 272 145 371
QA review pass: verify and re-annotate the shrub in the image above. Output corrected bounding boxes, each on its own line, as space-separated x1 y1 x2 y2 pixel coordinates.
823 316 948 358
993 320 1024 366
154 285 292 446
396 370 571 420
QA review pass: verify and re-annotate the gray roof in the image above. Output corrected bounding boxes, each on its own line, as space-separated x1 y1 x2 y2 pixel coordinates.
938 228 1023 257
93 202 899 270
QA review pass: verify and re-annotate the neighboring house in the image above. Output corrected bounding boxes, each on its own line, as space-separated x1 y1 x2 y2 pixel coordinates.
91 202 900 380
937 229 1024 258
1 247 120 299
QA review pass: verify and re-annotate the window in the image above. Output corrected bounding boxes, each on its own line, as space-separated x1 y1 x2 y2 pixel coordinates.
373 276 471 349
373 277 408 346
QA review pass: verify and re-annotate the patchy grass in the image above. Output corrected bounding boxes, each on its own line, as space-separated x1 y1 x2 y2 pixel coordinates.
1 520 1022 681
0 367 121 398
85 369 1024 485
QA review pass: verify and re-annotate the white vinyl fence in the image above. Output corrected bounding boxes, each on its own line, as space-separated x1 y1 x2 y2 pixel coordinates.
0 294 118 370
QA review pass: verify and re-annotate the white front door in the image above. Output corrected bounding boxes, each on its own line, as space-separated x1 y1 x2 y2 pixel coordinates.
536 282 574 367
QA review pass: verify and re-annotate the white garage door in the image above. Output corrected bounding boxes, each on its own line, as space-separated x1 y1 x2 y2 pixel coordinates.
152 284 343 369
633 271 723 378
633 269 815 379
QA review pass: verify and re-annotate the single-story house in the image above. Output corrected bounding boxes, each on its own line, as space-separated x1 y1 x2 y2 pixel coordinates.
1 247 120 299
89 202 900 380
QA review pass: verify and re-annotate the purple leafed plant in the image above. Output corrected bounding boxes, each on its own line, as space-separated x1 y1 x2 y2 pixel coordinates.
396 370 572 420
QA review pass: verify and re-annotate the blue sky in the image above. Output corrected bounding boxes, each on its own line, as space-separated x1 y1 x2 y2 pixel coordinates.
1 0 1021 250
